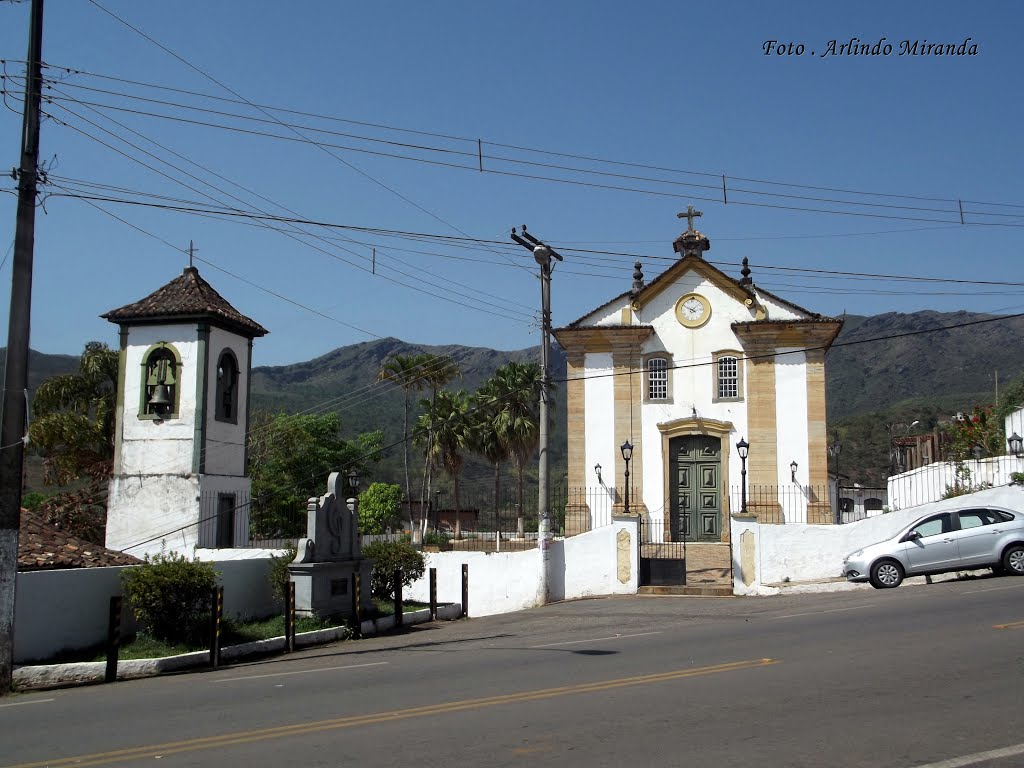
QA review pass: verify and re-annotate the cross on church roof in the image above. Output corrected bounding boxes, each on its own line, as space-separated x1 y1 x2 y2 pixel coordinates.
677 205 702 232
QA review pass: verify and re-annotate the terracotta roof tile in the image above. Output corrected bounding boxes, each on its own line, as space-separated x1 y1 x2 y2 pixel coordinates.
102 266 268 338
18 508 143 571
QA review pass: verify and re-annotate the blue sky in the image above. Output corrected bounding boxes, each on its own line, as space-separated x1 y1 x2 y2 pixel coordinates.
1 1 1022 367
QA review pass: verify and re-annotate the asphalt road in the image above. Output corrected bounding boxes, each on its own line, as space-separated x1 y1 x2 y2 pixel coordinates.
3 576 1024 768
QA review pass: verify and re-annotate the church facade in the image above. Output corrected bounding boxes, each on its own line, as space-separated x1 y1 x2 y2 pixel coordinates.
102 266 267 557
554 211 843 545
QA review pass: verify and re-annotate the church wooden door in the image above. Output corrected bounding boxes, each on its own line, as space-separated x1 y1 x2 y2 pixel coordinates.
670 435 721 542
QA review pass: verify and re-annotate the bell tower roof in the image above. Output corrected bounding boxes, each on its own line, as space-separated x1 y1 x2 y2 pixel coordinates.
102 266 268 338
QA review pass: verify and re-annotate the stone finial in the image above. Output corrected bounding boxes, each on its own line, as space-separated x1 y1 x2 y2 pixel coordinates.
630 261 644 298
739 257 752 286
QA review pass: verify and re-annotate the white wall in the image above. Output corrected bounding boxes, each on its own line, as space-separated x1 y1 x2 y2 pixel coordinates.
106 474 201 556
888 456 1022 509
732 485 1024 595
119 325 200 475
14 555 280 664
1006 407 1024 445
203 327 250 477
405 518 638 617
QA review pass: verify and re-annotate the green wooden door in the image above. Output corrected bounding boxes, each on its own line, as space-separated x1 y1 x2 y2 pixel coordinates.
670 435 722 542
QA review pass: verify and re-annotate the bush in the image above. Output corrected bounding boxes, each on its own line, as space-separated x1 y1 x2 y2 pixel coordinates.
268 546 298 603
423 529 451 548
358 482 404 534
362 540 426 600
121 551 219 645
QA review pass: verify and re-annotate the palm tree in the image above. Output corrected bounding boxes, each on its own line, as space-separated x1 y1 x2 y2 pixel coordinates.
415 354 460 533
470 379 511 526
483 361 543 529
378 353 433 531
416 389 471 539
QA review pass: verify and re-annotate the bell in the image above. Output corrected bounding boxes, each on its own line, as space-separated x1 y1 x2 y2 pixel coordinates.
149 384 172 409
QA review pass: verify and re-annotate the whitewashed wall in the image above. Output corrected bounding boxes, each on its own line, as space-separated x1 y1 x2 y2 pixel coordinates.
405 518 638 617
888 456 1022 509
203 327 250 477
732 485 1024 595
1006 407 1024 444
106 474 201 556
14 555 279 664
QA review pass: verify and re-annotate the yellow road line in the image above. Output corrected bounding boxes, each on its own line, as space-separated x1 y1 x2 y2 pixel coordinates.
993 620 1024 630
3 658 777 768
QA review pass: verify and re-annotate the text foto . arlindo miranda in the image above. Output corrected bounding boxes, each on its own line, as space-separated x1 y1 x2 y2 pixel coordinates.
763 37 979 58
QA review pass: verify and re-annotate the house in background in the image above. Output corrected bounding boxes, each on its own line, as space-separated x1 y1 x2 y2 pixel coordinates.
102 266 268 558
554 210 843 569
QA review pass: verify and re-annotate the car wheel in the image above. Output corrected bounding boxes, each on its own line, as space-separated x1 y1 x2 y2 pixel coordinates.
1002 545 1024 576
869 559 904 589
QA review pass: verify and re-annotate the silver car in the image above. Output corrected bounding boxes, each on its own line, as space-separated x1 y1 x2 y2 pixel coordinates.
843 506 1024 589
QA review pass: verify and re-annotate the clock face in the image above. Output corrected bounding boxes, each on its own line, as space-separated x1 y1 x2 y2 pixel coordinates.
676 293 710 328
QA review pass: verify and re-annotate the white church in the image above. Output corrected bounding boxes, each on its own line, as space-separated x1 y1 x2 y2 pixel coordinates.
102 266 267 557
555 209 844 551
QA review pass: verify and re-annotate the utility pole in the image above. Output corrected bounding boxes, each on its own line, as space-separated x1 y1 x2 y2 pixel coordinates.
1 0 45 694
511 226 561 606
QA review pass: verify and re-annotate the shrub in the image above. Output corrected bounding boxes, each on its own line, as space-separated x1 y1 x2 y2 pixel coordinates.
422 529 451 548
21 491 50 511
268 546 298 604
121 551 219 645
362 540 426 600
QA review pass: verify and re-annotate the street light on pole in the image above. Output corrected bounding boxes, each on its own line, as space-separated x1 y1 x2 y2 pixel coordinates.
736 438 749 514
620 441 633 514
511 226 562 606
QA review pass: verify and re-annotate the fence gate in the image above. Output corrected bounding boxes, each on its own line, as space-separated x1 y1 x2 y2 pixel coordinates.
638 515 688 586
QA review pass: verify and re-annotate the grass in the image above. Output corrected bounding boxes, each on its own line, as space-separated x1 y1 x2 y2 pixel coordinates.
31 600 434 666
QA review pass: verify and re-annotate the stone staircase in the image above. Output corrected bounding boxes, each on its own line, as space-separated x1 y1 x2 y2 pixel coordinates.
638 542 734 596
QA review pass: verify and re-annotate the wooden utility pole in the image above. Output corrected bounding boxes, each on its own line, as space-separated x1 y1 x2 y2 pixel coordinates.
0 0 45 694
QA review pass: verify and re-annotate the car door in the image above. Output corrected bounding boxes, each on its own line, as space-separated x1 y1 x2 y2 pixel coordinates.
953 509 1001 567
904 512 958 572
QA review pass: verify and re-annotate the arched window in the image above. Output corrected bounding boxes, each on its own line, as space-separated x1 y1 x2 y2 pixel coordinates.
141 344 180 419
215 350 239 423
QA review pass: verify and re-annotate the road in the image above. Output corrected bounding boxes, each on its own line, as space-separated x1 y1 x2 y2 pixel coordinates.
2 576 1024 768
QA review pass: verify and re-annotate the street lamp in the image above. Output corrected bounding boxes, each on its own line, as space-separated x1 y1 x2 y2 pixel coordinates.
594 463 603 484
347 467 360 495
972 444 984 461
1009 432 1023 458
829 437 842 524
620 441 633 514
736 437 749 514
790 460 798 484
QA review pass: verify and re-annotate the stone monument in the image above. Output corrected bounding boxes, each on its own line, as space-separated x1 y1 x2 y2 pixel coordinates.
288 472 374 619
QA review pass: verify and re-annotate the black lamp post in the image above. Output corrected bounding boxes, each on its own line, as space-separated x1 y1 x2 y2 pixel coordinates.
736 437 749 514
347 467 360 495
620 441 633 514
829 437 842 524
1009 432 1023 458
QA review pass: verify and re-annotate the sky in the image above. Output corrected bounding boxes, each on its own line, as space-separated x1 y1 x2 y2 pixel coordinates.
1 1 1022 367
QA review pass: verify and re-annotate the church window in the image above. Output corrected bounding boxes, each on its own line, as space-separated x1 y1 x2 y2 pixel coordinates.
713 352 744 402
141 344 180 419
215 493 236 548
644 354 672 402
215 350 240 423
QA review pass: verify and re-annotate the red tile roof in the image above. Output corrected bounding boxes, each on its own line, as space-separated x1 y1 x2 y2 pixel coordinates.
102 266 268 338
18 508 143 571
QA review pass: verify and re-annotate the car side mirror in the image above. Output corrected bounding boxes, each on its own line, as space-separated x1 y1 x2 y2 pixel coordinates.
904 531 921 542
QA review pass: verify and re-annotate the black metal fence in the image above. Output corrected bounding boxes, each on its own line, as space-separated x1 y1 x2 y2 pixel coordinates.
242 484 625 552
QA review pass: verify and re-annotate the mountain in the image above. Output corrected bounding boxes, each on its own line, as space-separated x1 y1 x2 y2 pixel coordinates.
825 310 1024 421
9 309 1024 492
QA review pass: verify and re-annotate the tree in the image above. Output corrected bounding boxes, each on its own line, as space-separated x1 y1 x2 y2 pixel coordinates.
377 353 433 532
27 341 119 540
470 378 511 523
248 411 382 539
483 362 543 526
416 389 471 539
357 482 404 534
414 354 460 534
28 341 118 484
